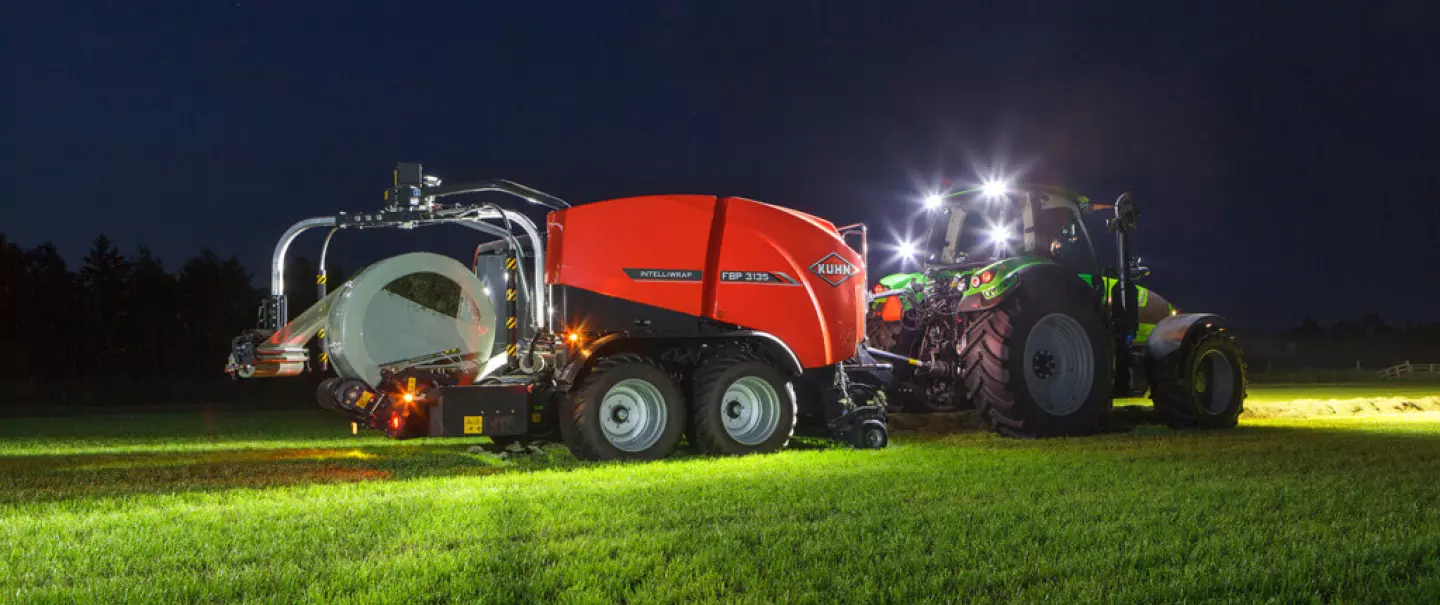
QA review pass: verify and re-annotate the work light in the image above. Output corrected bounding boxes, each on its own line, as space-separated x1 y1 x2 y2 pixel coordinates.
981 180 1009 198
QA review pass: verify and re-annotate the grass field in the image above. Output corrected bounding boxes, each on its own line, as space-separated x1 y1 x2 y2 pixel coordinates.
3 383 1440 603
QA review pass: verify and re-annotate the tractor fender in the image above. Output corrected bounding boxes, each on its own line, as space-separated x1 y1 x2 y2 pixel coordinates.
955 257 1056 312
557 330 805 389
1145 313 1227 362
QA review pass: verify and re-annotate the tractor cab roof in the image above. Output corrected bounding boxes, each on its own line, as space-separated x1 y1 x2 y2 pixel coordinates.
931 183 1093 214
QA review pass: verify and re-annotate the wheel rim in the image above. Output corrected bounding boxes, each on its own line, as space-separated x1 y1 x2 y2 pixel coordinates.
1021 313 1096 417
720 376 782 446
1196 350 1236 414
864 426 885 447
599 378 669 452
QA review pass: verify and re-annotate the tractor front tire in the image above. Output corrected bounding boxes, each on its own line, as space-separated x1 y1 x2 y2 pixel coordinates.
691 352 796 455
561 354 686 461
960 264 1113 437
1151 329 1246 429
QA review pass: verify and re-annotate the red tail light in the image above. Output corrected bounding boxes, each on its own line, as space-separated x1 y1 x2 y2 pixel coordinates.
390 414 401 430
980 271 994 284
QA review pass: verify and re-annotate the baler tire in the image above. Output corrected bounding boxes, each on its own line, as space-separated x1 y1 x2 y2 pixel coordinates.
562 354 686 461
959 264 1112 438
1151 331 1246 429
691 352 796 456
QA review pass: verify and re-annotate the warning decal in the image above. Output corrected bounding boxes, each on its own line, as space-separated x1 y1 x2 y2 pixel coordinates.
463 416 484 434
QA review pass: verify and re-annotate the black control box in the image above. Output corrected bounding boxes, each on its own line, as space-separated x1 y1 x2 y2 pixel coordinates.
429 383 531 437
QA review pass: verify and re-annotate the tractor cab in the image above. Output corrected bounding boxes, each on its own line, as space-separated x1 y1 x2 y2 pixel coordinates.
915 184 1101 277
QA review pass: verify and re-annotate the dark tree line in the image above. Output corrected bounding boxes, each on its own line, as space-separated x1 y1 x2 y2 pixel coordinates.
2 233 1437 411
1239 314 1440 376
0 234 344 411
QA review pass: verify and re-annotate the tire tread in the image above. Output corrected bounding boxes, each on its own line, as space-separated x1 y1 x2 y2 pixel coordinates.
1152 331 1246 429
959 266 1110 437
691 351 796 455
563 353 673 460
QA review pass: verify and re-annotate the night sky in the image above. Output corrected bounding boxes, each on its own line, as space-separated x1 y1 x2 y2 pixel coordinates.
8 1 1439 327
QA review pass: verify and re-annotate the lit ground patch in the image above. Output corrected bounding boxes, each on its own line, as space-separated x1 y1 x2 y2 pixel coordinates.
2 385 1439 603
1245 396 1440 419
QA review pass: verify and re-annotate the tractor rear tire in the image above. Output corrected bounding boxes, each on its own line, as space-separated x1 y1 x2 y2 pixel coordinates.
691 352 796 455
960 264 1113 437
1152 330 1246 429
561 354 686 461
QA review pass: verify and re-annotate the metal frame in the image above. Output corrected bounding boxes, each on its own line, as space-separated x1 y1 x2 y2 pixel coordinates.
837 222 869 268
267 202 552 332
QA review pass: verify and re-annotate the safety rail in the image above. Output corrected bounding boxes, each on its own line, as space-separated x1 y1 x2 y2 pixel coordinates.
1378 362 1440 378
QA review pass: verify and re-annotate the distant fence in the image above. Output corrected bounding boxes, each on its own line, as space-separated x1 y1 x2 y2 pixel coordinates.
1379 362 1440 378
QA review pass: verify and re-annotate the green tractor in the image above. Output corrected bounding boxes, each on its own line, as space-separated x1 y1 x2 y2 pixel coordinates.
866 184 1245 437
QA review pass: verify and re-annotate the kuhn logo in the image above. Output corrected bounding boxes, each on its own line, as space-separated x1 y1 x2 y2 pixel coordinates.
808 253 858 286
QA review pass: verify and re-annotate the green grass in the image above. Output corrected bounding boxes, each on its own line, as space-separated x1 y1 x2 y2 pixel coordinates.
3 383 1440 603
